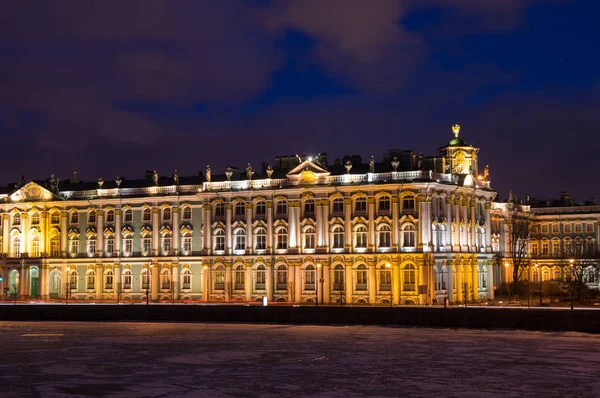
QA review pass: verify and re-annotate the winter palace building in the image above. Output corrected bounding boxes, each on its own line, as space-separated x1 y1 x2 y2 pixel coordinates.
0 125 596 304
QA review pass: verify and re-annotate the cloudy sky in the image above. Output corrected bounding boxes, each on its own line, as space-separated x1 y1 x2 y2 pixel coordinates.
0 0 597 202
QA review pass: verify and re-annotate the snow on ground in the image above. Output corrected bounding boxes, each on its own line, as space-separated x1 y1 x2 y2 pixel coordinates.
0 322 599 397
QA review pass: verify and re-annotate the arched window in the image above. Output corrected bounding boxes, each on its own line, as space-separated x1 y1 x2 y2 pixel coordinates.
105 234 115 256
563 238 572 255
69 237 79 257
234 229 246 251
276 265 287 290
354 197 367 213
69 270 78 290
122 269 132 289
124 209 133 223
86 270 96 290
333 264 344 290
304 264 315 290
181 233 192 255
379 264 391 291
50 235 60 257
11 234 21 256
106 209 115 223
214 229 225 252
303 199 315 217
29 234 40 257
331 225 344 249
303 226 315 250
532 267 540 282
89 210 97 224
31 212 40 225
542 267 550 282
235 202 245 217
255 264 266 290
355 265 367 290
142 208 151 222
255 227 267 251
378 224 391 249
355 225 367 249
141 268 150 290
530 240 539 256
161 232 172 254
234 264 245 290
332 198 344 215
403 264 416 291
402 224 416 249
255 201 266 217
553 266 561 281
402 195 415 213
214 265 225 290
161 269 171 289
123 233 133 257
70 211 79 225
141 233 152 255
214 203 225 219
182 207 192 221
87 235 97 257
51 212 60 224
378 196 390 212
162 208 171 222
434 225 445 251
275 227 288 250
181 268 192 289
105 269 114 290
13 213 21 226
476 227 485 251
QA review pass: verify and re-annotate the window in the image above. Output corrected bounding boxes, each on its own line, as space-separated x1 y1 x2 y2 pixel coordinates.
276 201 287 217
70 211 79 225
142 208 151 222
89 210 97 224
532 268 540 282
276 265 287 290
51 236 60 257
552 240 560 257
105 270 114 290
161 234 172 254
586 223 594 233
332 198 344 215
13 213 21 226
51 212 60 224
182 269 191 289
141 268 150 290
161 270 171 289
182 207 192 221
235 202 245 217
214 265 225 290
124 209 133 223
552 224 559 234
378 224 391 249
182 234 192 255
234 229 246 251
123 269 132 289
70 238 79 256
553 267 561 281
255 227 267 251
11 235 20 256
331 225 345 249
234 265 245 290
304 265 315 290
86 271 96 290
69 271 77 290
255 201 266 217
541 224 549 234
124 237 133 256
354 197 367 213
379 265 391 291
333 264 345 290
588 269 596 284
87 237 96 257
106 236 114 256
564 223 572 233
304 226 315 250
402 196 415 213
355 225 367 249
31 236 40 257
403 264 416 291
564 238 572 255
31 212 40 225
378 196 390 212
214 229 225 252
402 224 416 248
575 223 582 233
356 265 367 290
214 203 225 218
255 265 266 290
276 227 288 250
304 200 315 217
106 210 115 223
162 208 171 222
541 241 549 256
142 235 152 255
530 241 538 256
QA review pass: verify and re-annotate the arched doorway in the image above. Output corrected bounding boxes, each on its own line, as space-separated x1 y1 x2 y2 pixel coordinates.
49 269 61 298
8 269 19 297
30 268 39 298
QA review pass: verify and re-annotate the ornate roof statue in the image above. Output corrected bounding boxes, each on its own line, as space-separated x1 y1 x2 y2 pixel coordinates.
508 190 514 205
19 174 25 187
246 163 255 180
483 165 489 181
266 165 274 178
152 170 159 186
295 154 302 164
97 177 104 189
369 155 375 173
172 169 179 185
116 176 122 187
390 156 399 172
452 124 460 138
344 160 352 174
205 165 211 182
72 163 78 183
49 174 59 192
225 167 233 181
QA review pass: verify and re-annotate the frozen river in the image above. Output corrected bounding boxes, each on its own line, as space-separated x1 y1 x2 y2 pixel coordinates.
0 322 598 397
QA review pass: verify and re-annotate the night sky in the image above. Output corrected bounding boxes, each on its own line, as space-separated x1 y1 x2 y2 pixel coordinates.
0 1 597 203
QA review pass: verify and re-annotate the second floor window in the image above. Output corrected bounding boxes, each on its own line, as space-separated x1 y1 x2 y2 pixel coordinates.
70 211 79 224
378 197 390 212
89 211 96 224
276 201 287 217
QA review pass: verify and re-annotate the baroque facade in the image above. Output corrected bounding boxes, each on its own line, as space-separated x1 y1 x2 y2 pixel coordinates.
0 125 498 305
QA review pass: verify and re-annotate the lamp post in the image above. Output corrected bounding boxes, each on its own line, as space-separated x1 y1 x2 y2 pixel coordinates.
386 262 392 307
535 263 542 304
569 259 574 310
65 265 70 305
316 263 321 307
504 262 510 300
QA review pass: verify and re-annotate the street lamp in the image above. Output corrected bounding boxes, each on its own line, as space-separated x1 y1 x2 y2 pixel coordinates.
316 263 321 307
535 263 542 304
569 259 574 310
386 262 392 307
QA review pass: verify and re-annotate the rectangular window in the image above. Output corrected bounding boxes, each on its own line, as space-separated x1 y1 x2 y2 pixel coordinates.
575 223 582 233
88 239 96 256
565 224 572 233
541 242 549 256
276 202 287 217
124 238 133 255
355 199 367 213
70 240 79 256
256 235 266 251
106 239 114 256
552 224 559 234
142 238 151 255
182 237 192 254
586 223 594 233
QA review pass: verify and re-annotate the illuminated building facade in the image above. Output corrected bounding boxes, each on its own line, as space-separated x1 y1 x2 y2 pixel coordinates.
0 125 499 304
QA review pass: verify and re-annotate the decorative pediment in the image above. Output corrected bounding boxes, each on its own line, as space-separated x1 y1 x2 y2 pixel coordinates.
8 182 58 203
140 226 152 235
121 226 134 236
159 225 172 235
180 225 193 235
286 160 330 185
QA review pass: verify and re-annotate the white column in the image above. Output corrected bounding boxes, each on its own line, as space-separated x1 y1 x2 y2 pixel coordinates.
461 198 469 252
22 212 29 255
152 208 159 255
470 199 477 251
323 202 330 249
225 203 232 254
368 263 376 304
294 265 302 303
113 264 121 300
97 210 104 257
95 264 103 300
445 197 452 250
288 203 296 248
245 264 252 302
345 263 353 305
203 205 211 254
294 202 301 250
61 211 68 256
392 197 399 250
344 198 352 252
323 263 330 304
267 202 273 253
453 196 460 252
485 202 492 251
151 263 159 301
316 200 324 247
225 263 232 301
2 214 9 254
266 263 273 302
368 197 375 251
172 207 179 254
393 263 400 305
115 210 122 254
245 203 253 254
171 263 179 300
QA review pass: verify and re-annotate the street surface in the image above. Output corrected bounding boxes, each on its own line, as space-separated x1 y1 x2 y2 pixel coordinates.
0 322 599 397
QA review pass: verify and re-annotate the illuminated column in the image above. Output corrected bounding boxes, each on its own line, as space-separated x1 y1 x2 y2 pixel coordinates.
484 202 492 251
203 204 212 254
487 264 494 299
97 210 104 257
151 263 159 301
21 212 29 255
392 197 399 250
225 203 232 254
266 262 273 302
294 201 301 250
418 195 427 249
40 211 47 255
453 196 461 252
420 195 432 250
288 202 296 248
344 198 352 252
60 211 68 256
95 264 102 300
461 198 469 252
172 207 179 254
322 262 330 304
418 260 427 305
455 264 463 302
113 263 121 300
294 264 301 303
447 262 454 302
367 197 375 251
368 262 376 304
345 261 352 305
151 207 159 255
392 262 400 305
245 203 253 254
445 197 452 250
2 214 9 254
470 199 477 251
316 200 323 247
322 201 330 249
41 265 49 300
115 210 121 254
19 265 27 299
245 262 252 302
266 202 273 253
225 262 232 302
472 260 479 300
202 264 210 302
171 263 179 300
